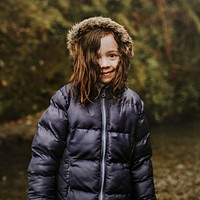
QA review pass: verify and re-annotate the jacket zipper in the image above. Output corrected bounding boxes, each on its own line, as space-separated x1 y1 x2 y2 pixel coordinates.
99 90 107 200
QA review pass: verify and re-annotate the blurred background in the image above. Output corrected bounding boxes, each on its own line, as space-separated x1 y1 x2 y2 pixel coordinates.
0 0 199 199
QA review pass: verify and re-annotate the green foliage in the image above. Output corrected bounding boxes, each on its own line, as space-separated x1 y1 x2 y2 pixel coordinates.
0 0 70 120
0 0 199 123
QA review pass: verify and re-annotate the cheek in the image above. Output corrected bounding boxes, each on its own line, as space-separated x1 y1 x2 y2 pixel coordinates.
114 61 121 70
112 60 120 69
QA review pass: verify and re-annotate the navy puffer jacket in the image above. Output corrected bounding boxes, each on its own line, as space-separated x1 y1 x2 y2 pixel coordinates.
28 84 156 200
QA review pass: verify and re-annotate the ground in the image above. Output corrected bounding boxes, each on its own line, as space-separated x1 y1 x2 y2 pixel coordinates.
152 123 200 200
0 114 199 199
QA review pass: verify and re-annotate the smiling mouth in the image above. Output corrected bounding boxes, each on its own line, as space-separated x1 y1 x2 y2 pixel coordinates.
101 70 114 75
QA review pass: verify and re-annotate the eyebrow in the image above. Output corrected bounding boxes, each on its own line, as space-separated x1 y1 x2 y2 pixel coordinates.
97 50 119 54
107 50 119 53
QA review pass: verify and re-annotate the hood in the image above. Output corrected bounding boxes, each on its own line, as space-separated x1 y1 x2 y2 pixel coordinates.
67 16 133 58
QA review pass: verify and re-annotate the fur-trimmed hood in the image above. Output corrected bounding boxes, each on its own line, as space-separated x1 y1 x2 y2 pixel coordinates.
67 16 133 58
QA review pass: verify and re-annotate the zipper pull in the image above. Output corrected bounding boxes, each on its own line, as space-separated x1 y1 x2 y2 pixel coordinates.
101 86 107 98
101 92 106 98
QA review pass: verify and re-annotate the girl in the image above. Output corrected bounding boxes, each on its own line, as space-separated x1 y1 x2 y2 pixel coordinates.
28 16 156 200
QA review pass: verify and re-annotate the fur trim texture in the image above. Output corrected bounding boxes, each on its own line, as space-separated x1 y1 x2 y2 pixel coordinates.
67 16 133 58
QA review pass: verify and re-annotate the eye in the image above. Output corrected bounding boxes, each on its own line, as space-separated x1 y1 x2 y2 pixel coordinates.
110 53 117 57
108 53 120 60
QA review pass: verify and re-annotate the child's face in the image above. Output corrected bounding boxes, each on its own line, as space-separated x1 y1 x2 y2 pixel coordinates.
97 34 120 85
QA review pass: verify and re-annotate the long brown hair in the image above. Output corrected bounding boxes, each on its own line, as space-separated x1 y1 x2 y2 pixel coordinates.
68 28 131 106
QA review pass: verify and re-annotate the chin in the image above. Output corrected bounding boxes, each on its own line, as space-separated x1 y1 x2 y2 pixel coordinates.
100 76 115 85
100 79 112 85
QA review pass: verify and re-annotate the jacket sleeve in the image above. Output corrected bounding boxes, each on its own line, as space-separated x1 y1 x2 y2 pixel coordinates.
131 99 156 200
27 86 69 199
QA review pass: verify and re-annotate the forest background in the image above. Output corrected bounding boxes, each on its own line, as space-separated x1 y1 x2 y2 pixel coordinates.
0 0 200 199
0 0 199 124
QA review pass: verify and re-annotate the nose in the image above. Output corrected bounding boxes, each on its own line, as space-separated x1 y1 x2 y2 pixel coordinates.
99 57 110 68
